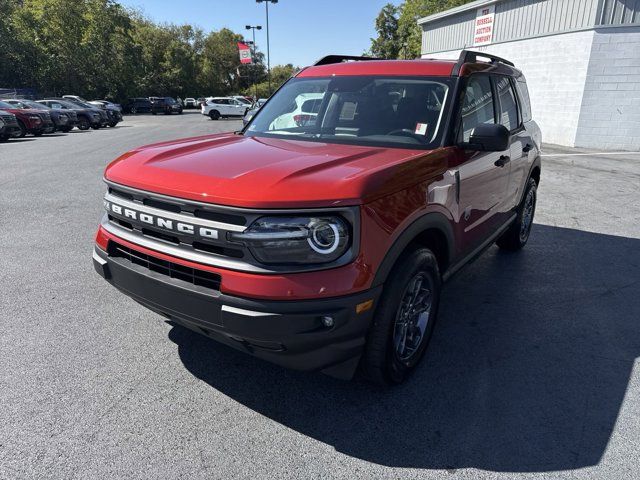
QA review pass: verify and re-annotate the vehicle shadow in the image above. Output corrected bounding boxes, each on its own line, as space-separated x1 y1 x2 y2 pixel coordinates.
168 224 640 472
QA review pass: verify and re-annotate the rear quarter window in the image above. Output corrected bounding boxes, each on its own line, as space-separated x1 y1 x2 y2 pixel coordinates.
515 76 532 123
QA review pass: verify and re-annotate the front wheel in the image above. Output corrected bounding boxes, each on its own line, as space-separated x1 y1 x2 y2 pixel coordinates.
496 178 537 251
17 120 27 138
361 248 441 385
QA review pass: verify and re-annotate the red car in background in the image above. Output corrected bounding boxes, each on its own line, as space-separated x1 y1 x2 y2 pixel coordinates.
0 100 54 137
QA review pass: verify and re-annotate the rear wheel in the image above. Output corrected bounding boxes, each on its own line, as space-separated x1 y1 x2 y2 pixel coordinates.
361 248 441 385
209 110 220 120
496 178 537 251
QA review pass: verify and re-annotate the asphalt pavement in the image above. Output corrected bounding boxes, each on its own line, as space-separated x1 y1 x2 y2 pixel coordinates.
1 112 639 479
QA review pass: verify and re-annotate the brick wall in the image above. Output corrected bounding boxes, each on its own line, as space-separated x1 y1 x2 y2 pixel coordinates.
575 27 640 151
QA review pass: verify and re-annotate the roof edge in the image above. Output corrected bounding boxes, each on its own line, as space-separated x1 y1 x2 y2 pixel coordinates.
417 0 501 25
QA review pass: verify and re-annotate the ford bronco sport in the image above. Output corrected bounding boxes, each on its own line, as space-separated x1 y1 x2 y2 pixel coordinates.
93 51 541 385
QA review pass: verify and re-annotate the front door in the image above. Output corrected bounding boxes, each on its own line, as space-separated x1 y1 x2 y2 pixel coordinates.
455 74 511 253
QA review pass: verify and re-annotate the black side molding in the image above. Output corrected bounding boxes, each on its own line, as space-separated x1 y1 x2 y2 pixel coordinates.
452 49 515 76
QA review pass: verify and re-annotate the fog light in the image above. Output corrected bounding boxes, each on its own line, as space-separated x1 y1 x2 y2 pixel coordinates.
321 316 334 328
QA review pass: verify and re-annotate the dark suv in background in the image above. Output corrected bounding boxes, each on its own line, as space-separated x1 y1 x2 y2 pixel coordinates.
123 98 152 114
150 97 183 115
39 99 102 130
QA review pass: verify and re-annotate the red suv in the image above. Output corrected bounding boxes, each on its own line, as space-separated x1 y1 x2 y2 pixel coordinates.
93 51 541 384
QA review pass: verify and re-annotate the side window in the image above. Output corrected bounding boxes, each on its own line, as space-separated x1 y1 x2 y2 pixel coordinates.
496 76 519 131
515 77 532 123
459 75 495 142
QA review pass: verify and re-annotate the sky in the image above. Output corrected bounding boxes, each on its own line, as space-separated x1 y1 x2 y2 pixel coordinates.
119 0 401 68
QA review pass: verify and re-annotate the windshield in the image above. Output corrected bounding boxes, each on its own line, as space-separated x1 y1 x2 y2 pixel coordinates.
23 100 47 110
0 101 14 109
245 76 452 148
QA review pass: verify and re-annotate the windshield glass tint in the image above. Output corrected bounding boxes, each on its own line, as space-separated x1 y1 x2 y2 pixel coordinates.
0 101 14 109
246 76 451 148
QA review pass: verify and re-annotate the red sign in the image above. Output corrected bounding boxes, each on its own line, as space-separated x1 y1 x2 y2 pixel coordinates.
473 5 495 46
238 42 252 64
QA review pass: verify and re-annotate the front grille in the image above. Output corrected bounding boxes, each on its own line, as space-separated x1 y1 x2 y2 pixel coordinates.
1 114 17 125
38 112 52 123
109 241 221 291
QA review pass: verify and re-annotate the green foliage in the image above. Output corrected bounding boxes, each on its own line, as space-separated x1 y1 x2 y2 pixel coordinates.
242 63 297 99
0 0 275 101
370 3 401 59
372 0 474 59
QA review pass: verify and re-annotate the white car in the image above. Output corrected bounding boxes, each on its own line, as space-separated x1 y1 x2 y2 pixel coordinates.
201 97 249 120
184 98 197 108
231 96 253 105
269 93 324 130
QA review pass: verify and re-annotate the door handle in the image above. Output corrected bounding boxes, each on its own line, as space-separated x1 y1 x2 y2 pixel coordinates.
495 155 510 167
522 143 533 153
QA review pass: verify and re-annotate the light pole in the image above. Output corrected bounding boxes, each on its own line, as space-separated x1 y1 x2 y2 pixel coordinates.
256 0 277 95
245 25 262 100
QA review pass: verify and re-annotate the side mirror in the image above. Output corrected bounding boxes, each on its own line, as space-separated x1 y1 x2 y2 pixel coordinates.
465 124 510 151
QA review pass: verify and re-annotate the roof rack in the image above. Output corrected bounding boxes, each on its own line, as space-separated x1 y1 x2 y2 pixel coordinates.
313 55 383 66
452 49 515 75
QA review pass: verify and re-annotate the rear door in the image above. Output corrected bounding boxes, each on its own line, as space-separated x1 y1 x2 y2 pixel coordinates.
494 75 533 209
455 74 511 251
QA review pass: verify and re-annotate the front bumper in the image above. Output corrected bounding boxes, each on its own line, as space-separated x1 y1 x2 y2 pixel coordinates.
93 245 381 379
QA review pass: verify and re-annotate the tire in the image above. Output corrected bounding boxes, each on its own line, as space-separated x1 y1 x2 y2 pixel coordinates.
0 135 8 142
78 118 90 130
17 120 27 138
361 248 442 385
33 131 43 137
91 124 101 130
496 177 537 251
152 111 157 116
109 121 118 127
61 127 72 133
131 107 137 114
209 110 220 120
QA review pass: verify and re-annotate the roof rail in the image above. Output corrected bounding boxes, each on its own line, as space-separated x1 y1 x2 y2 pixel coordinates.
313 55 383 66
452 49 515 75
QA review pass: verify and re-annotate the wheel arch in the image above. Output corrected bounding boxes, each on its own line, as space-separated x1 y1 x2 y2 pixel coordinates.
372 212 455 287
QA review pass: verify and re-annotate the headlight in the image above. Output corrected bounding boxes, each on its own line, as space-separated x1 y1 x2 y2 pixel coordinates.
230 216 350 265
28 114 41 123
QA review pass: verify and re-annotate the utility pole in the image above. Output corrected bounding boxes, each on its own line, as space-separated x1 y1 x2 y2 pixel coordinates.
256 0 277 95
245 25 262 100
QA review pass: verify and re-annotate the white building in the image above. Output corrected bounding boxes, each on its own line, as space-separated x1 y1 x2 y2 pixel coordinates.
419 0 640 150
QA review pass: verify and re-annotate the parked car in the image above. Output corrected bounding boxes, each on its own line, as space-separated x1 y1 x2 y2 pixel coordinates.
0 110 21 140
38 98 102 130
123 98 152 114
201 97 248 120
4 99 73 132
93 51 541 385
231 95 253 106
91 100 123 113
0 100 54 136
196 97 207 107
184 98 197 108
63 97 109 128
150 97 183 115
88 101 123 127
269 93 323 130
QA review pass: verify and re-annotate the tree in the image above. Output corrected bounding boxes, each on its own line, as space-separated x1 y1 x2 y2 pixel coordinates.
243 64 297 99
370 3 401 59
372 0 475 60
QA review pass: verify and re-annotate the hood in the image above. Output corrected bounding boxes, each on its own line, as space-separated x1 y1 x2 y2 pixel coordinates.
104 133 449 208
